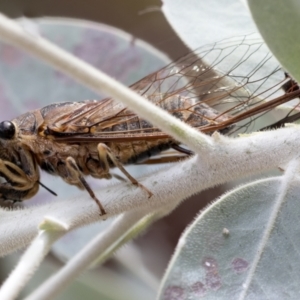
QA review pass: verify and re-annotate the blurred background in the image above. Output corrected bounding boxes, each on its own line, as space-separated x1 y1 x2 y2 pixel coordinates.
0 1 229 299
1 0 191 59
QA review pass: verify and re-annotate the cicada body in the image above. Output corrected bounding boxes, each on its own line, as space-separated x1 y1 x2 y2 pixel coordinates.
1 34 300 214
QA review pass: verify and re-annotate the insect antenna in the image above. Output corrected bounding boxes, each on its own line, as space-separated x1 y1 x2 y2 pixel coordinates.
38 181 57 196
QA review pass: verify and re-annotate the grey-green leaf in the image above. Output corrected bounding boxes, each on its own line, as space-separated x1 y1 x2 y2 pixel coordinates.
248 0 300 83
157 177 300 299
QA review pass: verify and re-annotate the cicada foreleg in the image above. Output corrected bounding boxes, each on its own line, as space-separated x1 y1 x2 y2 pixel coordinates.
65 157 106 215
97 143 153 198
0 159 39 202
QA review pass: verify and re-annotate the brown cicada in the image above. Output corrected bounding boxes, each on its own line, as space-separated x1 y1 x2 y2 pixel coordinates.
1 34 300 215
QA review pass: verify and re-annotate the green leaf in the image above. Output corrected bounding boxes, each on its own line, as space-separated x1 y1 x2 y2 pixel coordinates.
248 0 300 83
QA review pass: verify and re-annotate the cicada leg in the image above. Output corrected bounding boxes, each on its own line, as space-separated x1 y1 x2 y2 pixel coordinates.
0 181 39 202
65 143 153 216
0 159 39 202
65 157 106 215
97 143 153 198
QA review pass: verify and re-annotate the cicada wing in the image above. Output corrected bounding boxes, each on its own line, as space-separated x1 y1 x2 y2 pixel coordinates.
47 33 300 142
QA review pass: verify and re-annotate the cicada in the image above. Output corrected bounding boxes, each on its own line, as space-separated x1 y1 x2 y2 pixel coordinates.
1 34 300 215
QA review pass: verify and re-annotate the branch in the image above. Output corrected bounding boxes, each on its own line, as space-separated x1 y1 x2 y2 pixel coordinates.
25 206 172 300
0 126 299 257
0 227 66 300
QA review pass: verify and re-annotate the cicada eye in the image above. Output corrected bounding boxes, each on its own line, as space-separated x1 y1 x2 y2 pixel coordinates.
0 121 15 139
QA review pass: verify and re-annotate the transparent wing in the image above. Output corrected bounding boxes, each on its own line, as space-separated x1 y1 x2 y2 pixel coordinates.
46 33 300 142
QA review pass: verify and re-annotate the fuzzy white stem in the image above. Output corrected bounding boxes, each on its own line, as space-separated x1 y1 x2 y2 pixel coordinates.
0 13 212 151
0 230 65 300
24 207 169 300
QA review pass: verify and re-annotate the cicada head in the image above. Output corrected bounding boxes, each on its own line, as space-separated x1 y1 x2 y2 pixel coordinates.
0 120 39 202
0 120 20 163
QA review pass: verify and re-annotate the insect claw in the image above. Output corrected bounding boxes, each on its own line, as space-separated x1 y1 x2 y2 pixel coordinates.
147 190 153 199
96 200 107 217
135 182 153 198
